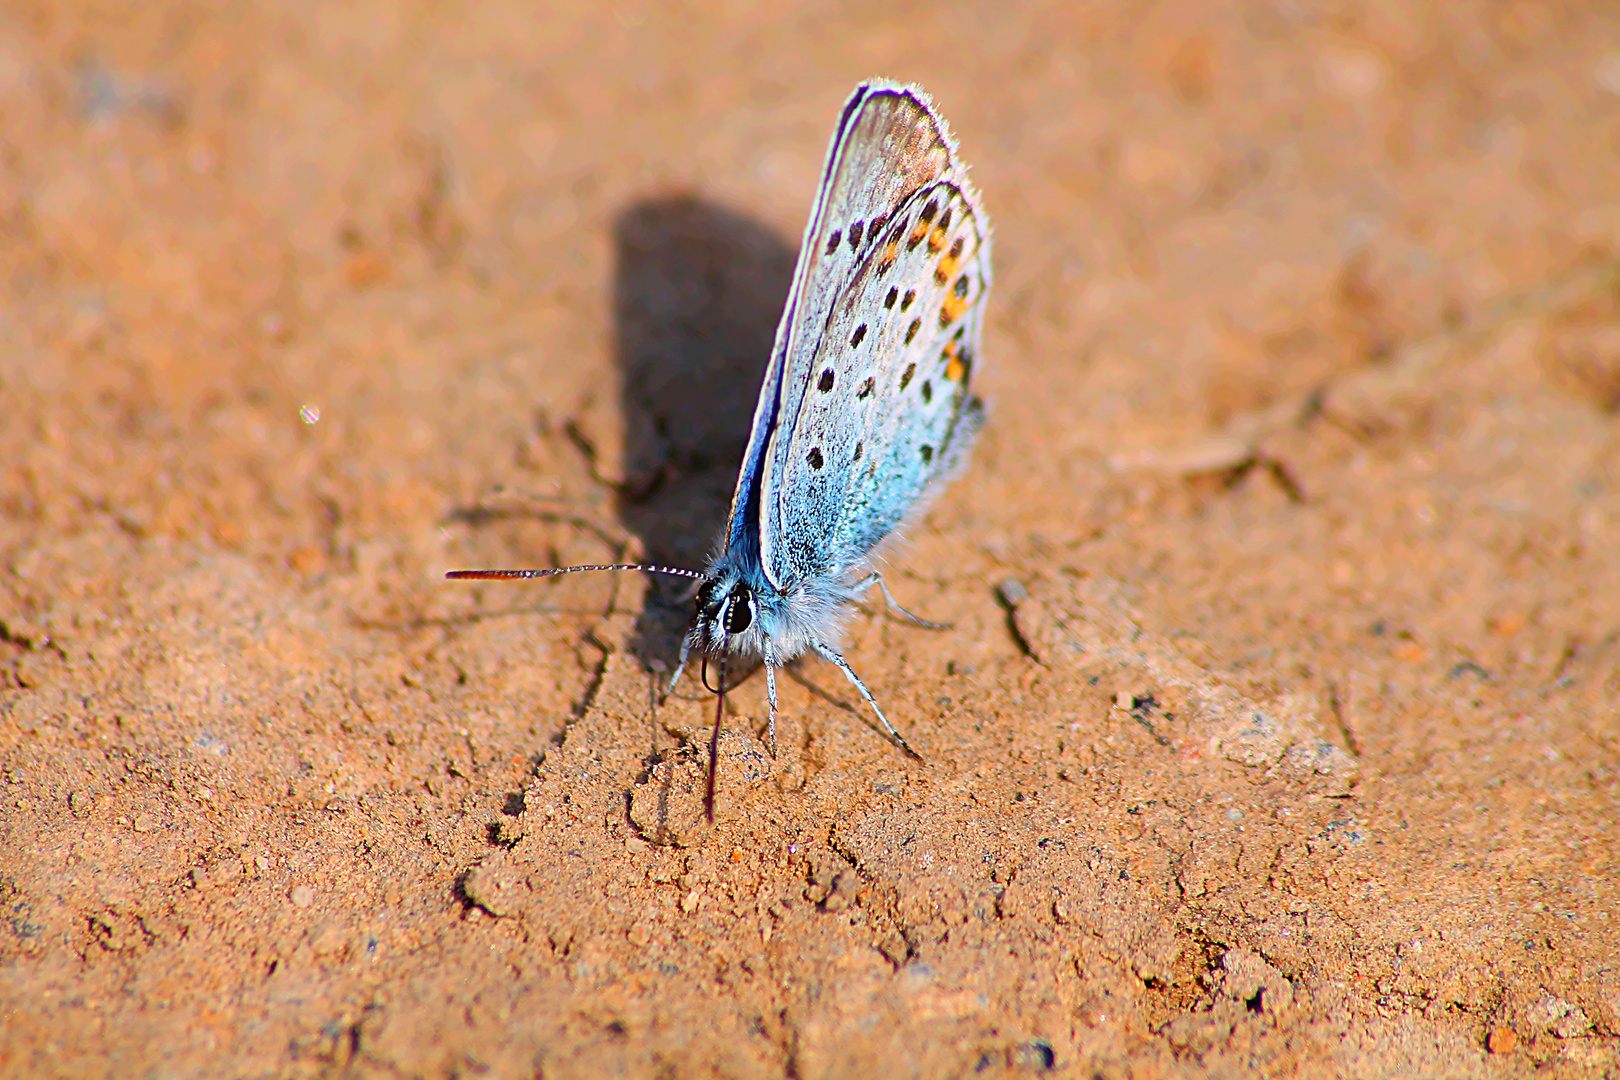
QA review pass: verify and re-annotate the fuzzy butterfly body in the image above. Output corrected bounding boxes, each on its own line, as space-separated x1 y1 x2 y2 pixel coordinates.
450 79 990 756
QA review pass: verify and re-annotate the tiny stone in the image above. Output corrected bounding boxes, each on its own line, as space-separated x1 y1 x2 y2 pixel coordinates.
821 870 860 912
1487 1027 1516 1055
1013 1040 1056 1071
996 578 1028 607
461 861 527 918
680 888 703 913
289 884 316 908
493 817 527 846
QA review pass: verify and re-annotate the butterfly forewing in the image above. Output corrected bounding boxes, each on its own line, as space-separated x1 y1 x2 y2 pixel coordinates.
760 93 991 585
722 84 954 568
741 82 965 588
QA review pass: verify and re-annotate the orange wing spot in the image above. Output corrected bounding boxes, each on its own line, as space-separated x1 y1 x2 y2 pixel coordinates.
907 219 930 250
877 239 899 273
927 225 947 253
938 294 968 327
933 252 960 285
945 352 968 382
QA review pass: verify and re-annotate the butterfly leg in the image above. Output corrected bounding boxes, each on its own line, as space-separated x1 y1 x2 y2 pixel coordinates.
666 635 693 700
764 662 779 757
849 572 949 630
812 641 923 760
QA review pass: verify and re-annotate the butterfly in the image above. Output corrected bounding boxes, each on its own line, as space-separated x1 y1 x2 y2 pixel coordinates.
450 79 991 758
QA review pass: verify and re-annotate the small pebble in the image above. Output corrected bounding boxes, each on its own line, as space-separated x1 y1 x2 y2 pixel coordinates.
996 578 1029 607
289 884 316 908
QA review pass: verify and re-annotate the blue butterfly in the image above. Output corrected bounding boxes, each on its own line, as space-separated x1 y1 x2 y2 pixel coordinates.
451 79 990 757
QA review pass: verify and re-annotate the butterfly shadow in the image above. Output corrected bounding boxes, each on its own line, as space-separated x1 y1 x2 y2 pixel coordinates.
611 195 796 675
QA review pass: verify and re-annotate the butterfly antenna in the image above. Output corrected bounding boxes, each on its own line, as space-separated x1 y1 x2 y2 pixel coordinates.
446 564 705 582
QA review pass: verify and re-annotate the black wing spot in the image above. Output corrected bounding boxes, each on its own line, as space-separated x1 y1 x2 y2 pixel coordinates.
857 376 875 399
954 275 969 298
900 362 916 390
884 287 898 309
850 324 867 348
905 319 921 345
921 380 932 403
869 213 887 239
825 230 841 256
919 444 934 463
818 369 835 392
808 447 824 470
901 289 916 312
920 200 939 223
939 206 953 231
950 236 965 259
848 220 864 250
853 441 863 461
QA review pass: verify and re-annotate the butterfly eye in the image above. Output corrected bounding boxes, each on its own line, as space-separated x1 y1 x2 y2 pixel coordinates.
724 588 755 635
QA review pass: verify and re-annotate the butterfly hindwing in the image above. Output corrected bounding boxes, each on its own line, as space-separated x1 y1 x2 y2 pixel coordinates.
834 183 989 563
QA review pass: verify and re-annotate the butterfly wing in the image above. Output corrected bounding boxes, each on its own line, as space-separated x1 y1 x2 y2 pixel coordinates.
723 80 960 583
760 87 991 585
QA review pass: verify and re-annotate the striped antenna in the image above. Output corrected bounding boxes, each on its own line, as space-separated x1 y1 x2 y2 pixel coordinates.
446 564 706 582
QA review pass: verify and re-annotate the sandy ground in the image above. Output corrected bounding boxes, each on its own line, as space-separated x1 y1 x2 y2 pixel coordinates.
3 2 1620 1077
